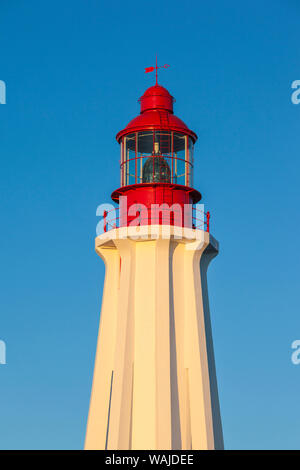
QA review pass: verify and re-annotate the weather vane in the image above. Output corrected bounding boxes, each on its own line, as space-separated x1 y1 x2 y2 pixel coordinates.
145 56 170 85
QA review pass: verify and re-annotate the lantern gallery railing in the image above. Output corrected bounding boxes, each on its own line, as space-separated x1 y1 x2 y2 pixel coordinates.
98 205 210 235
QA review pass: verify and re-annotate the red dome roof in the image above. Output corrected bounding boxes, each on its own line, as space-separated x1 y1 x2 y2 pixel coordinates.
142 85 170 96
116 84 197 143
139 85 174 113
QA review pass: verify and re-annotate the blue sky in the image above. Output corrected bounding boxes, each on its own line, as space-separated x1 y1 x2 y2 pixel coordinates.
0 0 300 450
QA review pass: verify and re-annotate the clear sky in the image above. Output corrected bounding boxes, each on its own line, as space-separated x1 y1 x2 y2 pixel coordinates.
0 0 300 450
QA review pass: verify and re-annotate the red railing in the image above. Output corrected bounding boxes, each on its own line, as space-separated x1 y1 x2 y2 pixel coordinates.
102 206 210 235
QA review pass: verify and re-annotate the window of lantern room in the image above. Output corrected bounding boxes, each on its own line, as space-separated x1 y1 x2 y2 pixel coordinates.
120 131 194 187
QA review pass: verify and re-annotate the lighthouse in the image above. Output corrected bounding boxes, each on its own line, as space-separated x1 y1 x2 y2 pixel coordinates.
85 72 223 450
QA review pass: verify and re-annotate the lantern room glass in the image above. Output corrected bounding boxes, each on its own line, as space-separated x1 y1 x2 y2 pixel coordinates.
120 131 194 187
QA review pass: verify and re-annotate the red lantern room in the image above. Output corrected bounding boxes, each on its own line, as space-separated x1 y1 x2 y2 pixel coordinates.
110 80 208 231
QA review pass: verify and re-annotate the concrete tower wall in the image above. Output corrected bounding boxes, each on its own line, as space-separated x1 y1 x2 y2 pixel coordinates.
85 225 223 450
